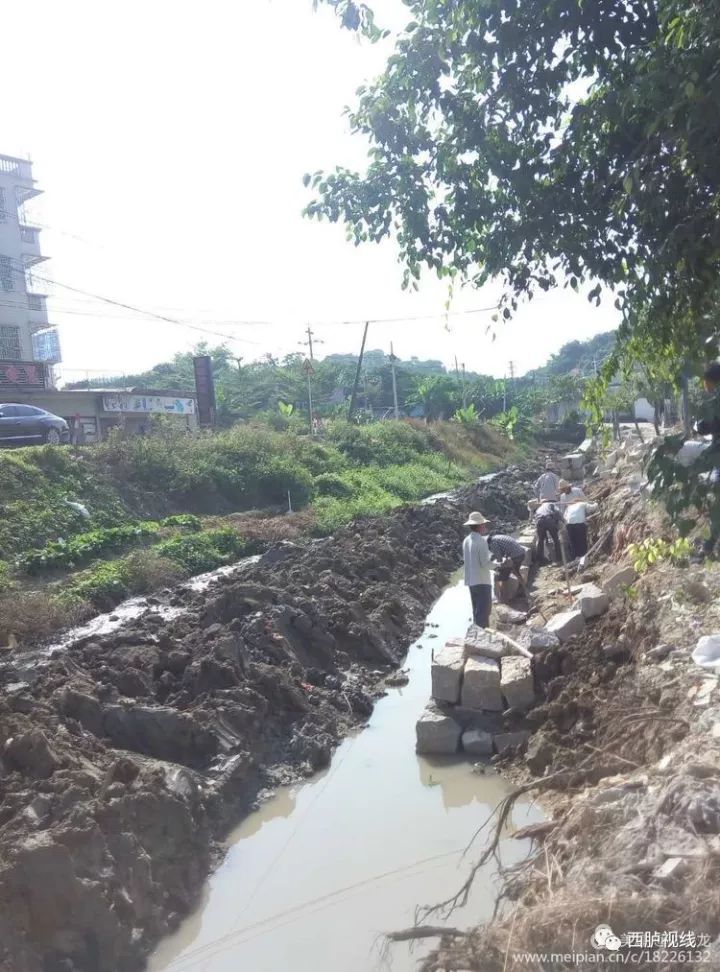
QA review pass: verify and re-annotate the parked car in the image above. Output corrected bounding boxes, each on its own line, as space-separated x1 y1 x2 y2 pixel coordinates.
0 404 70 446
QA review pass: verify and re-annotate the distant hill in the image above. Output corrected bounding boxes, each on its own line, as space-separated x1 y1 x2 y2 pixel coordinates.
524 331 616 380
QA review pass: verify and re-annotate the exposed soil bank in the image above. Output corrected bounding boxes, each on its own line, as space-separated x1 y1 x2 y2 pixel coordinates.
0 465 534 972
424 439 720 971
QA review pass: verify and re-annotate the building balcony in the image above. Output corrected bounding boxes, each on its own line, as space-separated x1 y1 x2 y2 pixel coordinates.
19 224 41 245
27 292 47 312
27 293 50 332
22 251 49 269
0 154 33 181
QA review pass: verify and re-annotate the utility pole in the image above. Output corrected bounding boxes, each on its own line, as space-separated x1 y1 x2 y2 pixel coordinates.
503 375 508 412
348 322 369 421
454 356 468 408
390 342 400 419
299 325 323 362
303 358 315 435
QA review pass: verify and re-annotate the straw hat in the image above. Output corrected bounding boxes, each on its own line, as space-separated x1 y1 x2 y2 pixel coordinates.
463 511 489 527
558 479 571 489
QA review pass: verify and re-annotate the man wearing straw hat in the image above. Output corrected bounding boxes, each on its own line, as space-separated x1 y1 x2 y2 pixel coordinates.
463 512 493 628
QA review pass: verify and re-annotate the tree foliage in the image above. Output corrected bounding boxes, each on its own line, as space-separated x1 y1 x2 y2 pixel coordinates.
312 0 384 39
307 0 720 355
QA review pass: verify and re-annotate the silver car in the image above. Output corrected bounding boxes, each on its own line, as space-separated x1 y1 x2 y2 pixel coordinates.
0 403 70 446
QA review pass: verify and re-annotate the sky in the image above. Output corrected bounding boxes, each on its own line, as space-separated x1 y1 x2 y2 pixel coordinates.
2 0 619 384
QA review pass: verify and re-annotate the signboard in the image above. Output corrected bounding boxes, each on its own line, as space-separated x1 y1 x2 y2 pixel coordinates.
0 360 46 389
193 355 216 428
102 395 195 415
31 327 62 365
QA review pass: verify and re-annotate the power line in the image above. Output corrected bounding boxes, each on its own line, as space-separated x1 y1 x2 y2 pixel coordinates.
4 261 264 345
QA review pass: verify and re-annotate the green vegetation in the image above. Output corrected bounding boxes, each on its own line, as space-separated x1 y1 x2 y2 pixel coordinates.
61 551 185 611
18 523 160 574
627 537 692 574
0 417 516 641
156 528 256 574
310 0 720 370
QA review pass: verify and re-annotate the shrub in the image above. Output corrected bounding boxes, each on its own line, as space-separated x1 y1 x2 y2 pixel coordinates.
62 550 185 611
156 528 256 574
0 590 90 644
160 514 202 531
18 523 160 575
313 473 354 498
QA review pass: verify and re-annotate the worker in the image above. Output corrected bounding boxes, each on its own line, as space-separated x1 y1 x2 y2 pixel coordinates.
563 497 598 558
534 460 560 502
558 479 586 510
462 512 492 628
534 501 563 565
695 361 720 555
487 532 527 585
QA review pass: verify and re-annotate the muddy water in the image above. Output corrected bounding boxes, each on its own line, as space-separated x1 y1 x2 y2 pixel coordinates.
149 577 542 972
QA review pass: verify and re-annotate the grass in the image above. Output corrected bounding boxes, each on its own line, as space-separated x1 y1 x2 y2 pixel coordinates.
0 418 519 642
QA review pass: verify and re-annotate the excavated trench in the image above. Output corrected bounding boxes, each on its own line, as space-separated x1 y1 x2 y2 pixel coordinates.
0 464 540 972
148 576 542 972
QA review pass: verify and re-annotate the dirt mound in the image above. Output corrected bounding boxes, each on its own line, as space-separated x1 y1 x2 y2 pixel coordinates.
0 467 535 972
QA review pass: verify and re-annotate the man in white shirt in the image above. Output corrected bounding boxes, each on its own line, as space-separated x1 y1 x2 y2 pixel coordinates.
534 460 560 502
558 479 586 510
563 499 598 558
462 511 492 628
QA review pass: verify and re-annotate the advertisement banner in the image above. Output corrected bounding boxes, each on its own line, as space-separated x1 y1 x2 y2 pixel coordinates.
102 395 195 415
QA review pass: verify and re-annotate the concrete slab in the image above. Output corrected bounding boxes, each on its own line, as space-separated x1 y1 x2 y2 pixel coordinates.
516 627 560 652
493 730 530 754
461 656 502 711
545 609 585 643
431 643 465 703
462 728 493 756
574 583 610 619
464 626 507 660
500 656 535 710
602 565 637 596
494 605 528 628
415 703 462 755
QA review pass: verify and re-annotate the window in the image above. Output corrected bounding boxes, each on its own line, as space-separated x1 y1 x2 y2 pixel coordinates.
0 405 19 417
0 255 14 292
15 405 45 416
0 188 5 223
0 326 22 359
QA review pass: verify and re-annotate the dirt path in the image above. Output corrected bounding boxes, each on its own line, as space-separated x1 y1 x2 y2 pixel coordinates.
0 465 537 972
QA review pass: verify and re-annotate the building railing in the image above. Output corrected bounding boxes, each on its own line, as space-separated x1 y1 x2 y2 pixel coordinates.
0 156 33 180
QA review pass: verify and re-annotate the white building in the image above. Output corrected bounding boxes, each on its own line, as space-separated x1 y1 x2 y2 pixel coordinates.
0 154 60 385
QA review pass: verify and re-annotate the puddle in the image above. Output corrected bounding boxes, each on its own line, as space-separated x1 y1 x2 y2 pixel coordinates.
149 577 542 972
